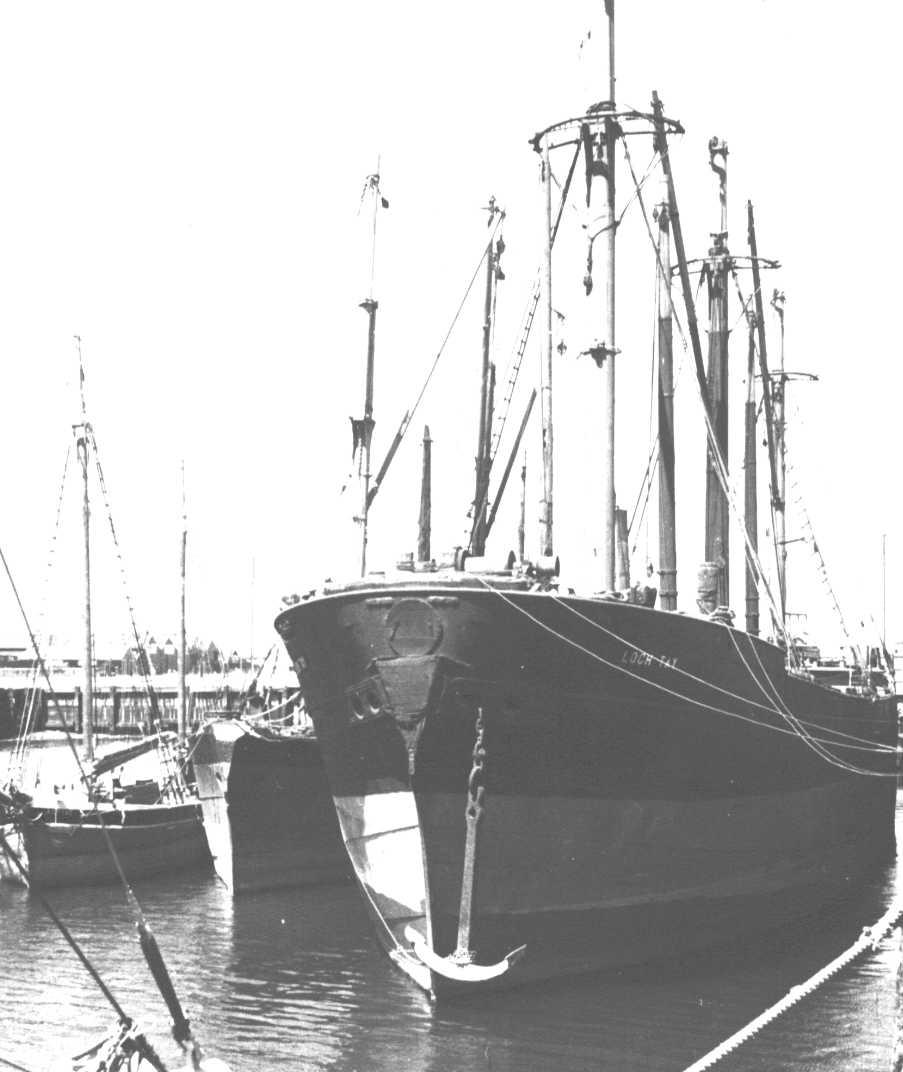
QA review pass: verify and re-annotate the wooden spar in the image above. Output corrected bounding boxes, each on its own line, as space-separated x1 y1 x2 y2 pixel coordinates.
471 200 502 555
539 135 554 557
744 318 759 635
770 289 788 622
367 414 406 509
518 452 526 562
75 336 94 762
418 426 432 562
178 462 187 740
704 138 730 607
485 388 537 540
656 193 677 610
650 93 714 428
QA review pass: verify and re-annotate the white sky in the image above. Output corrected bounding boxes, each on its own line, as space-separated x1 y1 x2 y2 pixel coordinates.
0 0 900 660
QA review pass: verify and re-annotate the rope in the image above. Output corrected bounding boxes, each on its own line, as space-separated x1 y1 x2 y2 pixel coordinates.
679 897 903 1072
546 587 893 753
349 212 505 505
0 1056 37 1072
88 428 164 728
9 445 72 780
725 626 894 778
0 830 130 1022
469 577 896 768
786 463 860 665
0 540 209 1065
623 138 793 655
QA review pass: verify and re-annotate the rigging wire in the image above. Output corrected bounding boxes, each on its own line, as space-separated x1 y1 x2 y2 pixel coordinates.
350 212 505 508
0 832 170 1072
470 576 895 766
622 136 793 656
9 445 73 784
0 540 214 1068
545 586 894 753
728 265 785 610
88 428 167 733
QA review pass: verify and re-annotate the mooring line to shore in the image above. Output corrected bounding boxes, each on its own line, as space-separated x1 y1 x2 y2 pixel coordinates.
678 899 903 1071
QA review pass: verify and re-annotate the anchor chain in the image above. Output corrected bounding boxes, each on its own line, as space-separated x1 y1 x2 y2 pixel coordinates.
454 707 487 965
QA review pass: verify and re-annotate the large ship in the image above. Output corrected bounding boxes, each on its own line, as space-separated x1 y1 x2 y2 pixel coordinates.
274 9 898 998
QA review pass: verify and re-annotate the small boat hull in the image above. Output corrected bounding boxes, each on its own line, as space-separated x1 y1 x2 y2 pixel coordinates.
192 719 350 893
19 802 209 888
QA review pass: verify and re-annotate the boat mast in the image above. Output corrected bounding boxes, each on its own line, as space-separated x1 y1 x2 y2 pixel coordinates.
655 190 677 610
418 426 432 563
539 136 554 558
743 311 759 635
74 336 94 762
747 202 782 628
600 0 617 591
771 288 787 621
703 138 730 608
471 198 504 556
354 167 384 577
178 461 187 741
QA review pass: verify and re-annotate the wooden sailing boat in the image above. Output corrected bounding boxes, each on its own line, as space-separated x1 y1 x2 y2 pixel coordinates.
7 344 208 889
271 3 897 1001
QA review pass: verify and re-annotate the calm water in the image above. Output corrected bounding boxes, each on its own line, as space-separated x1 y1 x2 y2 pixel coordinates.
1 799 900 1072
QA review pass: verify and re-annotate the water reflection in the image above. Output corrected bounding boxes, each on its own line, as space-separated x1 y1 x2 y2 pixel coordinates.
0 799 899 1071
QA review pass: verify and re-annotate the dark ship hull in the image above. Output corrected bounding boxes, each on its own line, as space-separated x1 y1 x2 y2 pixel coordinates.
192 719 350 893
274 572 897 997
19 800 209 888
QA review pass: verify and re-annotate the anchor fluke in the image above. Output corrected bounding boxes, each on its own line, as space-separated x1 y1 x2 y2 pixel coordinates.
403 925 526 983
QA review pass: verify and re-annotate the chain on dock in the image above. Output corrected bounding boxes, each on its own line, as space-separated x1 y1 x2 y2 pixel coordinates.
679 899 903 1072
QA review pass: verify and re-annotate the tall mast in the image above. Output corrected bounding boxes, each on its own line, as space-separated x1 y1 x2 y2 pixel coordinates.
74 336 93 762
539 137 554 558
531 74 681 576
655 191 676 610
747 202 782 626
703 138 730 608
353 166 385 577
600 0 618 591
471 199 504 556
178 461 187 740
771 289 787 621
743 315 759 635
418 426 432 563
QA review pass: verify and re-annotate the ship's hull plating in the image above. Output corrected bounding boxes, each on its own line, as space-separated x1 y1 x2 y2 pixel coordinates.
192 719 350 893
20 801 209 888
275 577 897 996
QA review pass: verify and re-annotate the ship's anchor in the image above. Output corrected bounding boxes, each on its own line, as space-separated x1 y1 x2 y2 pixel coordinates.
406 706 526 984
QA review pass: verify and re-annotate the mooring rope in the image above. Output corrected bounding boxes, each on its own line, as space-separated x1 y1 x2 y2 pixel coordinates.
470 577 896 774
679 898 903 1072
